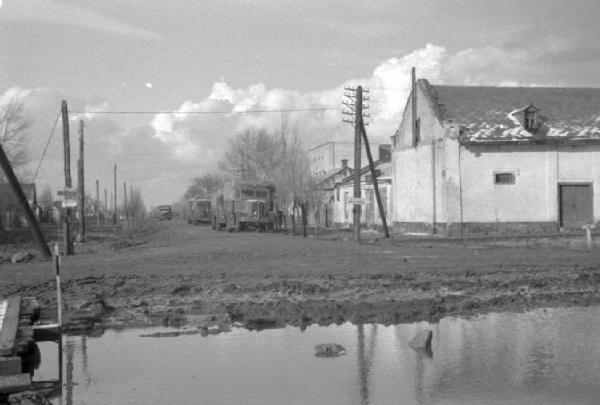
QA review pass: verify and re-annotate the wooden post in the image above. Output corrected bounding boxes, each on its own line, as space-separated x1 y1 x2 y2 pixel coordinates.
104 188 108 224
113 164 117 225
583 224 595 251
130 184 134 226
123 182 128 223
54 244 63 391
360 124 390 238
61 101 74 255
0 139 51 258
77 120 85 242
96 180 100 227
353 86 363 243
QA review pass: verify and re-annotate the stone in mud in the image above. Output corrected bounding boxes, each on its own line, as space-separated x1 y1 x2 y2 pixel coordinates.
314 343 346 357
10 251 34 264
8 391 52 405
409 329 432 350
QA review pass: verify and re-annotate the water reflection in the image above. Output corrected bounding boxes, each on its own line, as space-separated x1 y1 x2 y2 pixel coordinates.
356 324 377 404
32 306 600 405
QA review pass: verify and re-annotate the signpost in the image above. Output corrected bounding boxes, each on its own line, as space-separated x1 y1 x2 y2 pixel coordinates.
348 197 366 205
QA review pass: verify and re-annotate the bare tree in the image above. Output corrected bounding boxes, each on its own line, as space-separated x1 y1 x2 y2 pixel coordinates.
219 129 284 182
184 172 225 199
0 95 31 180
128 187 147 222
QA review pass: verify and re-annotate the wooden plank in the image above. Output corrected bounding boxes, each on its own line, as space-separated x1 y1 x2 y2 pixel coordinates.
33 324 60 343
0 357 21 376
0 296 21 357
0 373 31 393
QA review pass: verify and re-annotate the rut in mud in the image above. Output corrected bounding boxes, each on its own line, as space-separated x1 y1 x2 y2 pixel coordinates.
2 220 600 332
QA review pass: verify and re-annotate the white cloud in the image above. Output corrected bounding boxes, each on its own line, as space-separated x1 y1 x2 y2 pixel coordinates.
145 83 153 89
149 43 450 157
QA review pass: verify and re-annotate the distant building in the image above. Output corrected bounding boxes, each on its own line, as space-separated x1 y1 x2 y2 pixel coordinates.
391 79 600 235
333 145 392 229
308 141 384 177
309 158 353 227
0 182 37 229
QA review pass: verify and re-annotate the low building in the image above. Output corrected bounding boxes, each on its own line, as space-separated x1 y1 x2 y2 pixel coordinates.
309 159 353 227
391 79 600 235
333 145 392 229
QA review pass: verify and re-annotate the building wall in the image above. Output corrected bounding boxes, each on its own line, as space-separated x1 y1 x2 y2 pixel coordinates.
391 83 448 232
333 181 392 228
458 143 600 228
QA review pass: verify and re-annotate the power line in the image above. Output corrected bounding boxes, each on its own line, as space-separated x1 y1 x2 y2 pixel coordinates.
32 109 61 182
69 107 341 115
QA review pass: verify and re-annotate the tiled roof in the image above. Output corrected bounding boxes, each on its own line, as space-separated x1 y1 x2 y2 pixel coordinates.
425 80 600 143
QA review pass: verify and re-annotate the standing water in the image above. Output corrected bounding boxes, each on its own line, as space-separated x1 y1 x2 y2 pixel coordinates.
36 306 600 405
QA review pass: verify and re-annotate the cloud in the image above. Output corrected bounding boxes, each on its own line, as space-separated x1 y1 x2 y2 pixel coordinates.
149 43 450 161
0 0 161 40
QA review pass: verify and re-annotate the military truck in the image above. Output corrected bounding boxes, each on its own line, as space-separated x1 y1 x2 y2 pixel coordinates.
157 205 173 220
211 182 277 232
187 197 212 225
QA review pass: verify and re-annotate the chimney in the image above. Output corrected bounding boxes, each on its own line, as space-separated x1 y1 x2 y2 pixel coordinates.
379 145 391 162
341 159 348 169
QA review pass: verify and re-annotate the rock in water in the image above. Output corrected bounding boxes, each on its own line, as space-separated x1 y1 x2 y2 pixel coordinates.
409 329 433 350
314 343 346 357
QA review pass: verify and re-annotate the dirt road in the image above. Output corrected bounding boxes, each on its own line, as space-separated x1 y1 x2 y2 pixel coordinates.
1 221 600 332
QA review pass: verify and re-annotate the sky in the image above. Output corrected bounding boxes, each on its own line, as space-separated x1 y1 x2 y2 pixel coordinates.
1 0 600 207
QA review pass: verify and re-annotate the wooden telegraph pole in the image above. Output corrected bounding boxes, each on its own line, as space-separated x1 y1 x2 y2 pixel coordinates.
104 188 108 224
96 180 100 226
343 86 368 242
61 100 74 255
130 184 134 226
123 182 128 223
113 164 117 225
77 120 85 242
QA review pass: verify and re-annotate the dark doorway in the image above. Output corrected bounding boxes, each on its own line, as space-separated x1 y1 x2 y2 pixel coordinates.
559 184 593 228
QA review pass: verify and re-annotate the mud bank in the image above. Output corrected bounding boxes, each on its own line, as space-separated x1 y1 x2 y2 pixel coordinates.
2 221 600 332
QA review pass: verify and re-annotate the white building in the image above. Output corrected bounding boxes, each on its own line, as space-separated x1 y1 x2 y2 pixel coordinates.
391 79 600 235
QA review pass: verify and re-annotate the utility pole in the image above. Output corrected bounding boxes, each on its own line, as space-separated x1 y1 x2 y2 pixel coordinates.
96 180 100 227
77 120 85 242
0 125 51 258
130 184 134 226
123 182 128 223
113 164 117 225
104 188 108 224
343 85 369 243
61 100 74 255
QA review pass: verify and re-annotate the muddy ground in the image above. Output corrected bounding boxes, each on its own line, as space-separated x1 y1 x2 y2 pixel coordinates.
1 220 600 332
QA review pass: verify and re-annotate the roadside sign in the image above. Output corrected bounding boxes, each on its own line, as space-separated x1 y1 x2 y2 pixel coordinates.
348 197 366 205
57 188 78 200
60 199 78 208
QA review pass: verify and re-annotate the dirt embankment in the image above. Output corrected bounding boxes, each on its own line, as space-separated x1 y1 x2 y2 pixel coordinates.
2 221 600 332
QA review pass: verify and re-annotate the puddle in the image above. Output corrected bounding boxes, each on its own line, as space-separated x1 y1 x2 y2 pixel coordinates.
36 306 600 405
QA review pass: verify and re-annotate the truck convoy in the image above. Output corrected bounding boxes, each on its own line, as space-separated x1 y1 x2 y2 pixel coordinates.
187 197 212 225
211 182 278 232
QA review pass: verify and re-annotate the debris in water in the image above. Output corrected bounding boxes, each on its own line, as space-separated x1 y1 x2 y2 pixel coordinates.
314 343 346 357
409 329 433 350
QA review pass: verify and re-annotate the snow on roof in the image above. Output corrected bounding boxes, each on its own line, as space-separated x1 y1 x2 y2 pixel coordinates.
423 80 600 143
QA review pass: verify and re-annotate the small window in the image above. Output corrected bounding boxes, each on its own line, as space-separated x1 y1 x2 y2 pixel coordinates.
524 106 539 130
494 172 516 185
